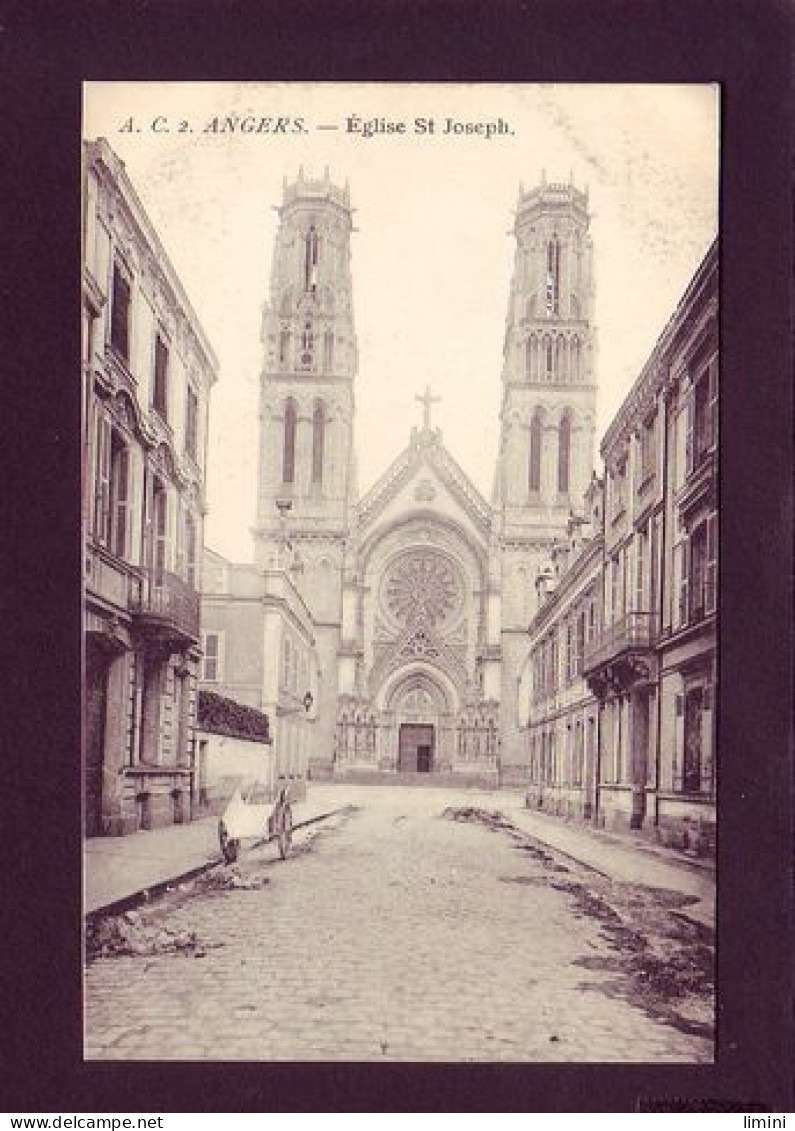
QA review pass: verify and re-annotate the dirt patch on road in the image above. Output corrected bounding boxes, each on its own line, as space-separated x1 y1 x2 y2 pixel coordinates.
451 810 714 1041
442 806 515 832
86 907 224 961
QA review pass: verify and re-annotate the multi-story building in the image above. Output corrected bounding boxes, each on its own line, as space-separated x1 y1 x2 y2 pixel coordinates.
522 477 603 818
576 239 717 850
82 138 219 836
656 243 718 851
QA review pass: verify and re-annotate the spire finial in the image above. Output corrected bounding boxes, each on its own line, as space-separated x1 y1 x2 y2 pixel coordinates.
415 385 441 431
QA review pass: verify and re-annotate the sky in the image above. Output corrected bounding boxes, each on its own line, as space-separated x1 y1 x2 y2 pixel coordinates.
83 82 719 562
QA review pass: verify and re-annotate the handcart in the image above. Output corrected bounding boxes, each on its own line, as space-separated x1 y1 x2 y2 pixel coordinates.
218 781 294 864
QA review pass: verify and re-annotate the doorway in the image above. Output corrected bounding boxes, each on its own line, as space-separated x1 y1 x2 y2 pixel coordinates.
85 646 108 837
398 724 434 773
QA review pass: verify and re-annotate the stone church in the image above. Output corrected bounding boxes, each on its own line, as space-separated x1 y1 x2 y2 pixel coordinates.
205 169 597 787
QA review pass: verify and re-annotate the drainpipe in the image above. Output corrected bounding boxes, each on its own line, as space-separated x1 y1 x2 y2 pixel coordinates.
654 386 671 827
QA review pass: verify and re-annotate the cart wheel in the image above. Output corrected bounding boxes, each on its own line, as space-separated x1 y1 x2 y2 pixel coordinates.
277 803 293 860
219 819 239 864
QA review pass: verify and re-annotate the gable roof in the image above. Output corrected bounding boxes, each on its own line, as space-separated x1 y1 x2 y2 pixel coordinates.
356 426 493 537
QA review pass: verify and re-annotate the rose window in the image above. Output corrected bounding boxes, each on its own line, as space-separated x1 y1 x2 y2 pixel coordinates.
382 551 463 630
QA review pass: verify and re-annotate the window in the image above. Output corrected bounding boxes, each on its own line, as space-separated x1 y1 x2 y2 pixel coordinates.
282 398 297 484
185 386 199 459
185 510 197 589
151 478 167 584
571 337 581 382
555 336 564 381
635 527 648 612
529 414 542 493
673 538 689 629
693 363 716 468
611 457 627 520
688 521 714 622
93 413 129 557
323 330 334 372
153 334 169 420
202 632 223 682
575 611 585 674
312 401 325 485
279 329 291 367
565 620 574 680
639 413 656 484
558 414 571 494
546 235 560 315
304 226 319 292
705 514 717 615
110 433 129 557
110 262 131 361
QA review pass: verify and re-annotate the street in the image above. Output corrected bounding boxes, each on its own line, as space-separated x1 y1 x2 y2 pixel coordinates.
85 787 713 1062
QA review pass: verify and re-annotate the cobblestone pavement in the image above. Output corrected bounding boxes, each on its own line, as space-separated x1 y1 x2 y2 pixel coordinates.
85 787 713 1062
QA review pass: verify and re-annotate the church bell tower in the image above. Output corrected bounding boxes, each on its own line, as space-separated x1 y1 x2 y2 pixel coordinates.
253 167 358 578
493 176 599 784
495 174 597 540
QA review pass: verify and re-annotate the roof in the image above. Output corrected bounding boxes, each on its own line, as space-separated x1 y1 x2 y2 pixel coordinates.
197 689 271 743
356 424 493 537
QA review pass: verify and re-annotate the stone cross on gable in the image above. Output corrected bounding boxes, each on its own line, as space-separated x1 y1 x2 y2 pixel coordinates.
416 385 440 431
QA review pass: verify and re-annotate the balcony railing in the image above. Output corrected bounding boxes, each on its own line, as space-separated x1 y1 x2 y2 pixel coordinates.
131 568 200 644
582 611 656 674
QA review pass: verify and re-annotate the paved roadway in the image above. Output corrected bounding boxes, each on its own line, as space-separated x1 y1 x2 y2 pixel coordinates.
84 787 712 1062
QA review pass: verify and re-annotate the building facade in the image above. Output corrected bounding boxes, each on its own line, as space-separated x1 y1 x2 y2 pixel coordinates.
577 239 718 851
200 547 320 797
83 138 219 835
205 171 596 787
522 479 603 818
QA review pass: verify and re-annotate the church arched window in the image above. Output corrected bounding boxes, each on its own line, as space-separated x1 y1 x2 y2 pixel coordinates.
323 330 334 372
312 400 326 485
279 329 291 367
571 337 581 382
558 413 571 494
546 234 560 316
545 336 554 379
525 337 532 379
304 226 319 292
529 413 542 493
282 397 297 484
555 335 565 381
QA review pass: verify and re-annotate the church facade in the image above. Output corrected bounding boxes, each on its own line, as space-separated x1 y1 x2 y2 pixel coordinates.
239 170 597 786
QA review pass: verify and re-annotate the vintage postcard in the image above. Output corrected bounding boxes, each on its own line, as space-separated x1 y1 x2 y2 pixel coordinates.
81 81 720 1066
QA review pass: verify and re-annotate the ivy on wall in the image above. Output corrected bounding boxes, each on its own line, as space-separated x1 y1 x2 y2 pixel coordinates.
197 689 271 743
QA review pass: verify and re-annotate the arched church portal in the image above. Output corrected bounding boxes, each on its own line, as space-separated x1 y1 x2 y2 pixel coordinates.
388 672 449 773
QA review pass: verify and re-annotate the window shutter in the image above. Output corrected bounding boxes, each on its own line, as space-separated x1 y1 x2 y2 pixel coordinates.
175 499 185 577
685 393 694 477
113 443 129 558
676 539 690 628
154 488 167 583
708 357 719 448
705 514 717 614
673 693 684 791
701 686 714 795
96 415 112 545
